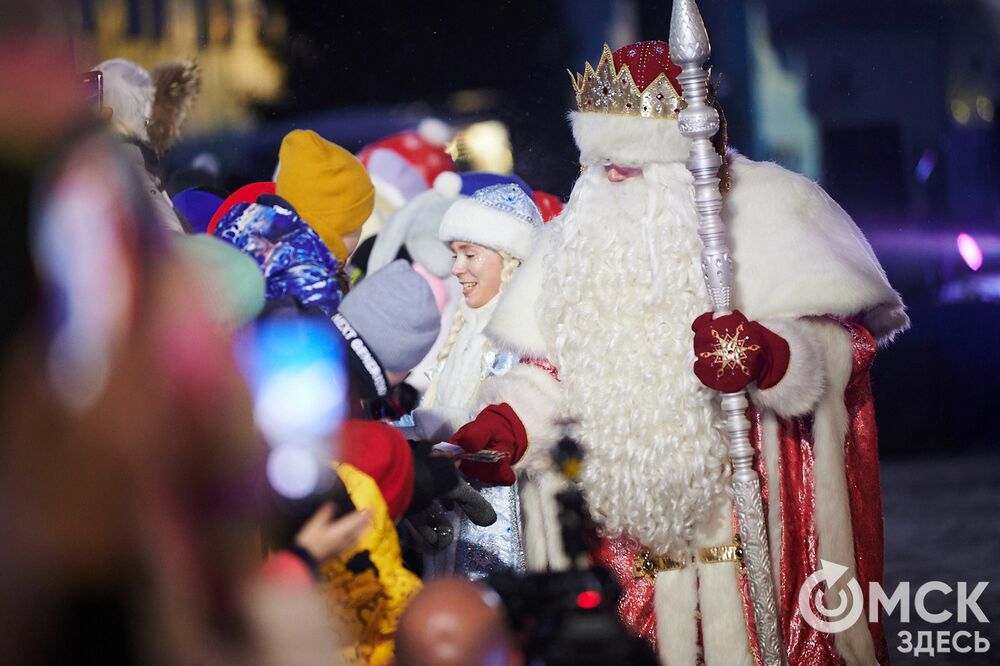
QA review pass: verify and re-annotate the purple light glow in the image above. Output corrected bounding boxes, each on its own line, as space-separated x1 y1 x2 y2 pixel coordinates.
957 233 983 271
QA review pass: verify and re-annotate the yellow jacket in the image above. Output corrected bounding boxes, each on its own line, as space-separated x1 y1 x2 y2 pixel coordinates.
320 462 421 665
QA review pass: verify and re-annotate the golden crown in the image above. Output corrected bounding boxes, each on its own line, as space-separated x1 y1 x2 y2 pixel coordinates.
570 44 685 120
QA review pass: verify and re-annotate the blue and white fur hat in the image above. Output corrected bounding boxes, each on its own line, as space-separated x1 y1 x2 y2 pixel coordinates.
438 183 543 261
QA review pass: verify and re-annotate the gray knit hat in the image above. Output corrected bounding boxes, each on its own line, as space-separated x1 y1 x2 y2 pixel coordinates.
337 260 440 373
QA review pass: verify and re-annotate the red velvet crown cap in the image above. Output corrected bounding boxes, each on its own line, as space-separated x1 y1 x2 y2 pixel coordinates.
612 41 683 96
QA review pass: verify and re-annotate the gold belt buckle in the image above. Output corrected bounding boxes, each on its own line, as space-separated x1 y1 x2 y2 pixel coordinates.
632 536 746 581
632 551 687 580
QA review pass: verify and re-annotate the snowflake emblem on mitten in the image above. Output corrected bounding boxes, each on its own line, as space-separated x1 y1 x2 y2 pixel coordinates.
699 323 761 378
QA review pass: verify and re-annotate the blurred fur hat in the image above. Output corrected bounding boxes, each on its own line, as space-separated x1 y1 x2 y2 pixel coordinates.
97 57 201 156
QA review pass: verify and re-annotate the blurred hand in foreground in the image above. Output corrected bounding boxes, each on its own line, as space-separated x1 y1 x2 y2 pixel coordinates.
294 502 372 564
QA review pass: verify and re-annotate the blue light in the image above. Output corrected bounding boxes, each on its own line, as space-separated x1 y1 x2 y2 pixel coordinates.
915 150 936 184
234 317 347 448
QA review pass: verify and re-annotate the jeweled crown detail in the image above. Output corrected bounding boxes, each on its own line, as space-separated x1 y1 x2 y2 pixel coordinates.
570 43 685 120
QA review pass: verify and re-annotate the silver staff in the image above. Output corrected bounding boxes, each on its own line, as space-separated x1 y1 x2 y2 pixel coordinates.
669 1 783 664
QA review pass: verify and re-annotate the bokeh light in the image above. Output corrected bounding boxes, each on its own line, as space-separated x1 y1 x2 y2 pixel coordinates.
957 232 983 271
951 98 971 125
976 95 994 122
266 444 322 499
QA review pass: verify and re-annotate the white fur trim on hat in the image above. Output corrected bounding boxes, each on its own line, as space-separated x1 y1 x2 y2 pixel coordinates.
570 111 691 167
438 196 538 260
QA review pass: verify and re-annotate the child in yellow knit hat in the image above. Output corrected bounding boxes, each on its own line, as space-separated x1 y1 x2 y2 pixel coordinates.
276 130 375 263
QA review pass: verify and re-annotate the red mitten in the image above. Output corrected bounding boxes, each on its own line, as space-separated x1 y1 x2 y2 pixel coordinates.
692 310 790 393
450 403 528 487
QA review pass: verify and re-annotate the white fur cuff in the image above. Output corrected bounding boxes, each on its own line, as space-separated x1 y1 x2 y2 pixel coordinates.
478 363 564 475
749 317 825 418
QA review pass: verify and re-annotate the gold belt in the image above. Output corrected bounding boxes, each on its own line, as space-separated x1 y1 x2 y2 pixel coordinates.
632 536 745 580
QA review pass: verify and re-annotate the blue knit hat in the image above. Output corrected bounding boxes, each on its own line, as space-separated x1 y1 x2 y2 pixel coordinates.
455 172 533 198
438 183 542 260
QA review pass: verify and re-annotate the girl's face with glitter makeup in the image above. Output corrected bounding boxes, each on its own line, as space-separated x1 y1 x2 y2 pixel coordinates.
450 241 504 308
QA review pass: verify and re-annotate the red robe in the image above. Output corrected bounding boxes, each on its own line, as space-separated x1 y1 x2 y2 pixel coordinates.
596 320 889 665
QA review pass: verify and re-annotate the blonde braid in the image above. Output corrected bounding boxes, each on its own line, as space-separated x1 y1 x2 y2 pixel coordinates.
422 309 465 408
498 252 521 294
436 309 466 367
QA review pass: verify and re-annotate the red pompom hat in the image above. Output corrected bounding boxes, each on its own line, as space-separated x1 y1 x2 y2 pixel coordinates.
357 120 457 208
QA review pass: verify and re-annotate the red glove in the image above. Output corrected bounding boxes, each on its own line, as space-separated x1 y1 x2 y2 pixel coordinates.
692 310 790 393
449 403 527 486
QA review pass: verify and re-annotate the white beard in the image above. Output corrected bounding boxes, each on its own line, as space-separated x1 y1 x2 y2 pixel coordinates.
538 163 731 557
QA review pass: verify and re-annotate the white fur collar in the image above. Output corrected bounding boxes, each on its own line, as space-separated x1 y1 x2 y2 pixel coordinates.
725 155 908 342
485 227 551 358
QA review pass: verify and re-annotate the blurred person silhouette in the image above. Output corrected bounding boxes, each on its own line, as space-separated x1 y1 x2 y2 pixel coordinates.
0 129 260 663
96 57 201 233
0 7 344 661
